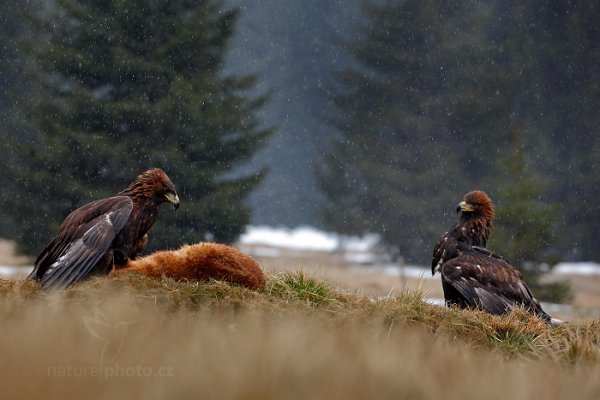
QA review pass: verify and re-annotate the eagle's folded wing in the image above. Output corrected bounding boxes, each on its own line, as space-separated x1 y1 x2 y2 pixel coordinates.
38 199 132 290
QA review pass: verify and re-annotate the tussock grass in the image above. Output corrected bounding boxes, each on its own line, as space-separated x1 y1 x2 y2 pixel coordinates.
1 271 600 399
266 270 344 306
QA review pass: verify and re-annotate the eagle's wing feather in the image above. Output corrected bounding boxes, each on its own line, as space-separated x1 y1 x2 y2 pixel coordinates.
441 252 549 320
432 227 459 275
35 198 133 290
469 245 512 264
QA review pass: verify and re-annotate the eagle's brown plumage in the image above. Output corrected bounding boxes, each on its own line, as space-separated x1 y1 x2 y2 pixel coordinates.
111 242 266 290
432 190 551 322
28 168 180 290
432 190 495 275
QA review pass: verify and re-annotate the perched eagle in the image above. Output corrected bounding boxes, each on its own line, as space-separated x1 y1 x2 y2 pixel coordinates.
28 168 180 290
431 190 551 322
111 242 266 290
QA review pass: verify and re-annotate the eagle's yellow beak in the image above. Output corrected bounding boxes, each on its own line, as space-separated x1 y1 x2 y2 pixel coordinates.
165 192 180 210
456 201 474 213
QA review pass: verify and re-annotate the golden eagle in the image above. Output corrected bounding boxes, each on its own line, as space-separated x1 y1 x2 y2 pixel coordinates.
431 190 551 322
28 168 180 290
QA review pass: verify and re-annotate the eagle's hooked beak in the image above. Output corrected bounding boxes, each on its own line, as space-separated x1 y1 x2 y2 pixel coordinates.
165 192 181 210
456 201 474 213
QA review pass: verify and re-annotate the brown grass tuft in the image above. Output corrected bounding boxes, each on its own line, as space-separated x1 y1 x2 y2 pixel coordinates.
2 270 600 399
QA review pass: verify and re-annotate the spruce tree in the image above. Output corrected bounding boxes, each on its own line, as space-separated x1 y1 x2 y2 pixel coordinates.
0 0 38 237
318 0 488 262
490 137 570 303
318 0 590 266
541 2 600 261
4 0 270 254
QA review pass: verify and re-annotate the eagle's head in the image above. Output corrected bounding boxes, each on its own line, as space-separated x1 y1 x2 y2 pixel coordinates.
122 168 180 209
457 190 494 222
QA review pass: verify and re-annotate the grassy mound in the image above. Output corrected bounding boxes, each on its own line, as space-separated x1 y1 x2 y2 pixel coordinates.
1 271 599 399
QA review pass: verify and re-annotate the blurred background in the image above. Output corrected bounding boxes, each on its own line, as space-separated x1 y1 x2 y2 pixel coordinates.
1 0 600 315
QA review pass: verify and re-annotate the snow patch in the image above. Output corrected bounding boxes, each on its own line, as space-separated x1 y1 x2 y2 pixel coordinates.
0 265 33 277
239 225 379 253
553 262 600 276
357 264 434 280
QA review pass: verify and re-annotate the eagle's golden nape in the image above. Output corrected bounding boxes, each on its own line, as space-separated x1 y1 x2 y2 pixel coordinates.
431 190 495 276
431 190 552 323
28 168 179 290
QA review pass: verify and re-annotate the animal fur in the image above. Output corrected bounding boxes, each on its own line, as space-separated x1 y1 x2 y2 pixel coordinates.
111 242 266 290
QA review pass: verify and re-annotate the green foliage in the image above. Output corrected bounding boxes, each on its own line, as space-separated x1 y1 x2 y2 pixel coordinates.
486 328 539 356
319 0 489 261
527 280 572 305
319 0 600 262
491 158 558 265
490 136 571 303
269 271 338 306
3 0 270 254
0 0 38 236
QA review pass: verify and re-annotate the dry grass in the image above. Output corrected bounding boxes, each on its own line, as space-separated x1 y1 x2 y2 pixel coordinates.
1 271 600 399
